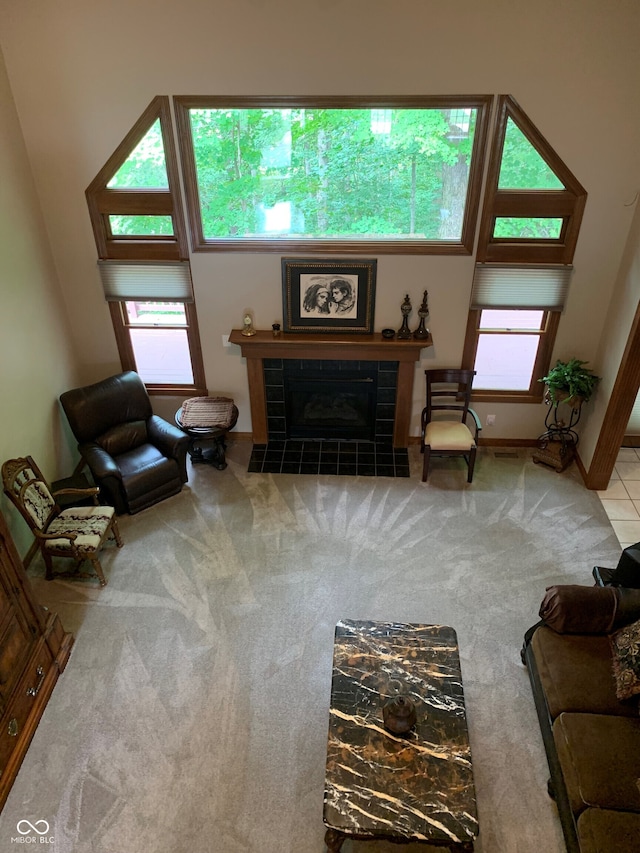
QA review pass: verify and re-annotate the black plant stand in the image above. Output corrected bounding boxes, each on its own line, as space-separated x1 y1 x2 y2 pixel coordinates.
532 400 583 472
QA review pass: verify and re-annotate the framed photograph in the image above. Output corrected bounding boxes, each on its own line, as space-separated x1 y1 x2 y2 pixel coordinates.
281 258 377 334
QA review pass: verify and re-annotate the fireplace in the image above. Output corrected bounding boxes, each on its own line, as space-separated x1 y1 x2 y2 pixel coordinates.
228 329 431 448
284 365 377 441
229 330 431 477
265 359 397 443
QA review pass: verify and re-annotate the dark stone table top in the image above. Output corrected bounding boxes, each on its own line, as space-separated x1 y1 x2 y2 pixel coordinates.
323 620 478 848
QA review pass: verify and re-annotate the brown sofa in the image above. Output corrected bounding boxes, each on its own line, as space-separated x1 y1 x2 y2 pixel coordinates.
523 583 640 853
60 371 189 514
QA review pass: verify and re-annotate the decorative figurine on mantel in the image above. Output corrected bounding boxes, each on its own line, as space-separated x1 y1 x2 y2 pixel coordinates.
241 313 257 336
413 290 430 340
397 294 413 340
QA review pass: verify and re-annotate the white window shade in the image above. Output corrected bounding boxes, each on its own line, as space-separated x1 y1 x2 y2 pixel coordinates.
98 260 194 302
470 264 572 310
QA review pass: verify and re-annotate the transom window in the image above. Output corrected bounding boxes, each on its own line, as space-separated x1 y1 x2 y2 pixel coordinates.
174 96 491 254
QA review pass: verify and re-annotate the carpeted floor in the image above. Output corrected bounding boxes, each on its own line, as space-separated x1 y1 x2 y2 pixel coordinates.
0 443 622 853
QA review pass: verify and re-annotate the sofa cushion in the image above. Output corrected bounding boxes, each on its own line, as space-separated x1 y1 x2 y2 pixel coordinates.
539 584 620 634
577 808 640 853
553 713 640 815
610 617 640 700
531 626 639 719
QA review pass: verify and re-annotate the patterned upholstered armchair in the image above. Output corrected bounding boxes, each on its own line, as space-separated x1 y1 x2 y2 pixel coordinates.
60 371 190 515
1 456 123 586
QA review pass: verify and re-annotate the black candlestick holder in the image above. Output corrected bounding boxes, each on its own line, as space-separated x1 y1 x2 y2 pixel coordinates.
413 289 430 340
397 294 413 340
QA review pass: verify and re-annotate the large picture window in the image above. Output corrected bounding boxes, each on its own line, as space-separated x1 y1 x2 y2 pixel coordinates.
174 96 491 254
86 94 586 406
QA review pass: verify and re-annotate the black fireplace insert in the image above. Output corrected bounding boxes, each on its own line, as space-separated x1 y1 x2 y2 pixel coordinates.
284 368 378 441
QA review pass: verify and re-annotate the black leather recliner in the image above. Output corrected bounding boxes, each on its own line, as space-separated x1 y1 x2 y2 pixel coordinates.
60 371 189 515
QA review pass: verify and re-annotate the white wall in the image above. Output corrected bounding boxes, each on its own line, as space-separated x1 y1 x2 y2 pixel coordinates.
1 0 639 452
581 198 640 464
0 47 81 552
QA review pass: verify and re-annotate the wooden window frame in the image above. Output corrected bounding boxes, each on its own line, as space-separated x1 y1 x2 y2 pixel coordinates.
173 94 492 255
86 97 189 261
476 95 587 264
86 97 207 396
464 96 585 401
462 309 561 404
108 300 206 397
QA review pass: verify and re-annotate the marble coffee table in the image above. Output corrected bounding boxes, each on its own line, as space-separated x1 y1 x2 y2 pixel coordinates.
323 620 478 852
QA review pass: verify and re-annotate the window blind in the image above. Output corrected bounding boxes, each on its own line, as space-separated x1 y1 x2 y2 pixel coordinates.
98 260 193 302
470 264 572 310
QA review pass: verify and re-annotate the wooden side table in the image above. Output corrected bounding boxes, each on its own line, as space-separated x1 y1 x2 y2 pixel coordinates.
175 405 238 470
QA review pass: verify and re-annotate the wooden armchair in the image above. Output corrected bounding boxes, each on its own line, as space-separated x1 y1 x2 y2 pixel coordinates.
1 456 123 586
420 369 482 483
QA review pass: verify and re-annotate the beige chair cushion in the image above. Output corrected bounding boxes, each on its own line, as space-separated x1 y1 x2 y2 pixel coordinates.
424 421 475 451
45 506 116 553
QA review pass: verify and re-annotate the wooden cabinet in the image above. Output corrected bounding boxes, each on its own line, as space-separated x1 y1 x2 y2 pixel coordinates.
0 509 73 811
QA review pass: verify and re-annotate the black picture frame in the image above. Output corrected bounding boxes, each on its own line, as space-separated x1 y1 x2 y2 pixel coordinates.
281 258 377 334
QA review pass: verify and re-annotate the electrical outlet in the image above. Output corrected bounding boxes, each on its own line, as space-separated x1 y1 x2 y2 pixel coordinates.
222 334 230 348
486 414 496 426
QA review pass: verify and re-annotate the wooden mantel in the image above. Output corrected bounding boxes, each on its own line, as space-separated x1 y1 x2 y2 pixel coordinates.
229 329 431 446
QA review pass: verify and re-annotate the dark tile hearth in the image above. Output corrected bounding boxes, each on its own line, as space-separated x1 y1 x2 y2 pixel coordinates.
247 440 410 478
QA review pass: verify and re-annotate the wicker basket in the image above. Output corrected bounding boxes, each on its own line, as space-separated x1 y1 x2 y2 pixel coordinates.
178 396 237 429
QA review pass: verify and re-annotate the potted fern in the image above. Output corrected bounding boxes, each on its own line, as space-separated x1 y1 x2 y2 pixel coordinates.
540 358 601 409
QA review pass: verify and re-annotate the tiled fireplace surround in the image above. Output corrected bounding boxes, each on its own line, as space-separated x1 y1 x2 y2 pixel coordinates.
230 330 430 475
263 358 399 443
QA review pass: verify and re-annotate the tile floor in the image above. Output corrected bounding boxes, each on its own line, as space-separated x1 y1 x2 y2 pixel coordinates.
247 440 410 477
597 447 640 548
